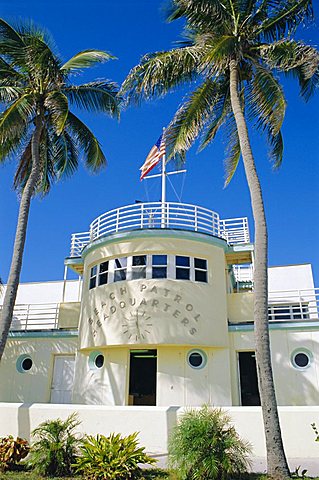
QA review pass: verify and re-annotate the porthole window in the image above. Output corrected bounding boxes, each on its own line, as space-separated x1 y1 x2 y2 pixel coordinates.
16 355 33 373
291 349 312 370
89 351 104 370
187 349 207 369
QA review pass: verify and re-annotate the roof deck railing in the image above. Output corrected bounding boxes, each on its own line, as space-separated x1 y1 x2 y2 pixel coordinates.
69 202 250 257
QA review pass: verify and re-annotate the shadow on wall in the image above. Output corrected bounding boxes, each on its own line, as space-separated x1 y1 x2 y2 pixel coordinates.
272 335 319 406
18 403 32 441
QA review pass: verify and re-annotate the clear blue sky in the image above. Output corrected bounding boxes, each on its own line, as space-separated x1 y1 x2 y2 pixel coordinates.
0 1 318 285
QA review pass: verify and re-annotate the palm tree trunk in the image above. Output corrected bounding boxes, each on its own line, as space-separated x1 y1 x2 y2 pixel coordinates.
0 116 43 361
229 59 290 480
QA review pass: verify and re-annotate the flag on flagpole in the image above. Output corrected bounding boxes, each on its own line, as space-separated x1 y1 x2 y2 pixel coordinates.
140 134 166 180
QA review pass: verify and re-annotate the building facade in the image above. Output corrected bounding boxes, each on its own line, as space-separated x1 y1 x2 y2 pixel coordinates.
1 202 318 407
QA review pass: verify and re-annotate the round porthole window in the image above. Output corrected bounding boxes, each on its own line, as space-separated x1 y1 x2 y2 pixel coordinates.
187 349 207 369
89 351 104 370
291 349 312 370
16 355 33 373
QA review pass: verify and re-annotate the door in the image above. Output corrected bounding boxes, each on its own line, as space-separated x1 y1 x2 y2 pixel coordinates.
128 350 157 406
238 351 261 406
50 355 75 404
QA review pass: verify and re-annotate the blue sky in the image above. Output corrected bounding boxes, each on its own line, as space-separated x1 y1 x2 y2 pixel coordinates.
0 0 318 285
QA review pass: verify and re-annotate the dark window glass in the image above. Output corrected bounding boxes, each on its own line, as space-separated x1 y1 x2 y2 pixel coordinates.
133 255 146 266
100 261 108 273
99 273 108 286
152 255 167 266
91 266 97 276
95 354 104 368
114 270 127 282
294 353 309 368
89 277 96 289
195 258 207 270
176 268 190 280
188 353 203 368
195 270 207 283
176 256 190 267
274 307 290 320
22 358 32 371
152 267 167 279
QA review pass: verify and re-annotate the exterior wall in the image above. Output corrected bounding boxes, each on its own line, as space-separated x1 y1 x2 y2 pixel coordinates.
0 335 77 403
0 403 318 461
228 293 253 323
0 279 82 305
229 328 319 406
79 235 228 350
268 264 314 291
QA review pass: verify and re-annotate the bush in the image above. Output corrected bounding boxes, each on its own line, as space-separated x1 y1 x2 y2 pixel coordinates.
168 406 251 480
28 412 81 477
0 436 29 472
75 432 156 480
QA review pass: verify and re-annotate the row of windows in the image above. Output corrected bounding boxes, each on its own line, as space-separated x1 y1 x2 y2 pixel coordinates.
268 303 309 321
89 255 208 289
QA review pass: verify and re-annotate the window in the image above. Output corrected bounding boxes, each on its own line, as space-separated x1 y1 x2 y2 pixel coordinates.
194 258 208 282
16 355 33 373
99 261 109 286
95 354 104 368
176 256 190 280
187 349 207 369
132 255 146 280
89 351 105 370
89 265 97 289
88 254 209 288
114 257 127 282
268 304 309 321
291 349 312 370
152 255 167 279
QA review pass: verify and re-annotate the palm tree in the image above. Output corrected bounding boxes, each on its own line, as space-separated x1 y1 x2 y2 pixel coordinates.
121 1 319 478
0 19 120 361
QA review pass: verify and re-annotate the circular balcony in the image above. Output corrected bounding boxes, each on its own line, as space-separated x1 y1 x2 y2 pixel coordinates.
69 202 250 257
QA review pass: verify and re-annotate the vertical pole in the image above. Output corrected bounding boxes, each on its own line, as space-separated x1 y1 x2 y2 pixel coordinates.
62 265 67 303
161 130 166 228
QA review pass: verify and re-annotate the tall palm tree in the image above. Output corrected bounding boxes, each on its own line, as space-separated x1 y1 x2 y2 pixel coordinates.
121 1 319 478
0 19 120 361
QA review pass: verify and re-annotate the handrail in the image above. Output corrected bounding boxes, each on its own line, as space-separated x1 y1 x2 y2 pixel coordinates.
69 202 250 257
0 303 60 331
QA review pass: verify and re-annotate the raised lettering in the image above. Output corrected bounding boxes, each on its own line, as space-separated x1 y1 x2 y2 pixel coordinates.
109 292 115 300
150 286 158 294
186 304 193 312
174 294 182 304
129 298 136 306
173 309 181 318
140 284 147 292
189 327 197 335
119 301 126 309
164 288 170 297
110 306 116 314
140 298 147 306
194 313 201 322
181 318 189 325
120 286 127 296
152 299 159 307
163 303 171 312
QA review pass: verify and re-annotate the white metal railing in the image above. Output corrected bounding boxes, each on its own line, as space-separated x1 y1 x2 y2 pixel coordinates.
69 202 250 257
268 288 319 322
233 264 254 284
0 303 60 331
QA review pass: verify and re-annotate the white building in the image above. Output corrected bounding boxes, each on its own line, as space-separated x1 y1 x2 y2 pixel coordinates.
1 201 318 408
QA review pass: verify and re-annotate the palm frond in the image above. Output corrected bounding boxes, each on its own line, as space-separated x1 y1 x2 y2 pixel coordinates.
121 46 203 105
66 112 106 171
63 81 120 118
267 129 283 168
248 64 286 136
0 85 23 103
200 85 231 150
224 113 241 186
0 95 35 142
61 50 115 71
167 0 231 30
44 91 69 135
257 0 314 41
166 78 223 158
0 18 23 45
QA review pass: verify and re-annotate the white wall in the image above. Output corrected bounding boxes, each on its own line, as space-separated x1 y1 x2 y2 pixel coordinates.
268 264 314 292
0 279 82 305
0 404 319 460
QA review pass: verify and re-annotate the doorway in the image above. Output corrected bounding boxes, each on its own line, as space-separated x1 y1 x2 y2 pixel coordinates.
50 355 75 404
128 350 157 406
238 351 261 406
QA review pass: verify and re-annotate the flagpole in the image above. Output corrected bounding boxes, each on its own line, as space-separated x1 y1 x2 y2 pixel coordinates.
161 128 166 228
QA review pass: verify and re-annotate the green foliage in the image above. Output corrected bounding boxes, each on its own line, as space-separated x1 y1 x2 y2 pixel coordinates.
0 436 29 472
168 406 251 480
75 432 156 480
311 422 319 441
28 412 81 477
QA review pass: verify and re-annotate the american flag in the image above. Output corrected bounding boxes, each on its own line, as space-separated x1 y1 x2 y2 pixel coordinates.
140 134 166 180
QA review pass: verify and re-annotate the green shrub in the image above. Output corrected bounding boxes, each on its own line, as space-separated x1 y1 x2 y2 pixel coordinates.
0 436 29 472
75 432 156 479
168 406 251 480
28 412 81 477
